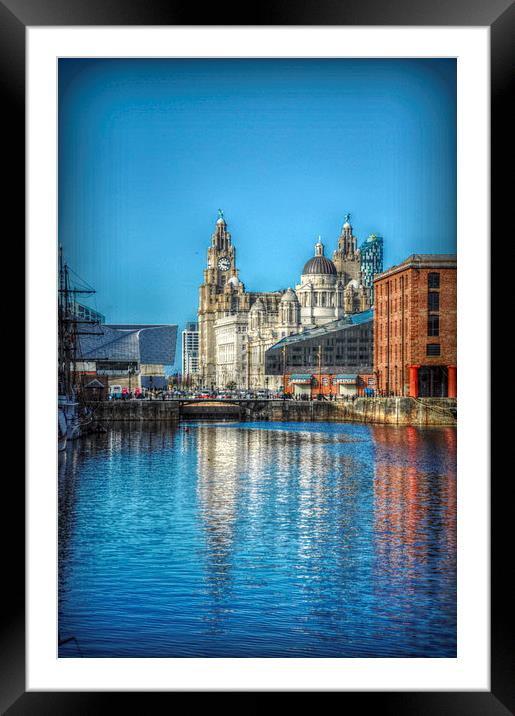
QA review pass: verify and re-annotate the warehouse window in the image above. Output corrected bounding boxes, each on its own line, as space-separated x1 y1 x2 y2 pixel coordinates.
426 344 441 356
428 315 439 336
428 291 440 312
428 272 440 289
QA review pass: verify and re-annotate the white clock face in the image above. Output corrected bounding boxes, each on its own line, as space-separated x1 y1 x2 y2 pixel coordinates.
218 257 230 271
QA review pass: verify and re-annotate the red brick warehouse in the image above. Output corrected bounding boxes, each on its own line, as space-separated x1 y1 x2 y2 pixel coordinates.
373 255 457 398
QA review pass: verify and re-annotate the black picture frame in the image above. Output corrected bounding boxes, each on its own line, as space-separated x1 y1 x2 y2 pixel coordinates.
8 0 512 711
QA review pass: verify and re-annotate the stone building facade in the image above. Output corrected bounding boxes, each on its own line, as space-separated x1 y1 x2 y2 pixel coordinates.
373 254 457 397
198 210 376 390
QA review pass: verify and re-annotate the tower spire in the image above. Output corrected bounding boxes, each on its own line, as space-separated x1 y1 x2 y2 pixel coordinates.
315 237 324 256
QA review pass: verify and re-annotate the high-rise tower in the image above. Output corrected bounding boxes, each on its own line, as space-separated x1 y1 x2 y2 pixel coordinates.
360 233 384 303
182 321 199 382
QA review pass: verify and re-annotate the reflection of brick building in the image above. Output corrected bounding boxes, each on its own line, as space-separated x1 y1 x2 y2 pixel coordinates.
373 255 456 397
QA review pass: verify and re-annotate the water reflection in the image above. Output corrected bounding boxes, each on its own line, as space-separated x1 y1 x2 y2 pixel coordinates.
59 421 456 657
370 426 457 655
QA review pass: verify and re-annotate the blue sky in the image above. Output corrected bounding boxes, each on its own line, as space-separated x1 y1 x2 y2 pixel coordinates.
59 58 456 369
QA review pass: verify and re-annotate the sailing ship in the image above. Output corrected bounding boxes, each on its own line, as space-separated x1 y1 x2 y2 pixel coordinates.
58 247 101 451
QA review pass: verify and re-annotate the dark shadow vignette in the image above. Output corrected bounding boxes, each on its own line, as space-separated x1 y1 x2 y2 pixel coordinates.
6 0 512 711
1 1 25 715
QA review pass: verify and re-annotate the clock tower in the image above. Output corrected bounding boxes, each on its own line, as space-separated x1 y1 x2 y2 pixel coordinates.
198 210 246 388
204 209 238 288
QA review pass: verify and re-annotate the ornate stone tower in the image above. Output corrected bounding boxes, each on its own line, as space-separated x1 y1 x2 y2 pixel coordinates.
332 213 362 285
278 288 300 330
198 210 241 388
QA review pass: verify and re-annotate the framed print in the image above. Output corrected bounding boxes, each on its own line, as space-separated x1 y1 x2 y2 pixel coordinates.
6 0 512 711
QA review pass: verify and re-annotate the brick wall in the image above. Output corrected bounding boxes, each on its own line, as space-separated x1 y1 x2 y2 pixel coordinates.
374 258 456 397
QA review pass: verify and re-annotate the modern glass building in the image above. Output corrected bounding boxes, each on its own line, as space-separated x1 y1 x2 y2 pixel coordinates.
360 234 384 303
182 321 199 380
76 323 177 391
265 310 374 397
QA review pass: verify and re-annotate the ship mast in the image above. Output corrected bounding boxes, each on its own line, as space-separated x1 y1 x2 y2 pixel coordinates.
58 246 99 398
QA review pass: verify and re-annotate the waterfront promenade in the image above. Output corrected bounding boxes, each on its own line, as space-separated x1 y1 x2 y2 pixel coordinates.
87 396 457 426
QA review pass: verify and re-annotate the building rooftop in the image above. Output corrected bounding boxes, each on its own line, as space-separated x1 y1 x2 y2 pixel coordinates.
374 253 457 281
269 309 374 350
78 324 177 364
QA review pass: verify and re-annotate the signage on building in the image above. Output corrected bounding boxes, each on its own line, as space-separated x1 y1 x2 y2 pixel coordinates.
335 375 357 384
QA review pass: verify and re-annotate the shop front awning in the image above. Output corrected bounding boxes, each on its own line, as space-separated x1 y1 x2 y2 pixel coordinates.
335 374 357 384
289 374 312 384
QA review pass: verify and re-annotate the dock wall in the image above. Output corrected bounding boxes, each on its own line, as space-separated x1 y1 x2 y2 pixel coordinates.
89 400 180 422
88 397 456 427
249 397 456 426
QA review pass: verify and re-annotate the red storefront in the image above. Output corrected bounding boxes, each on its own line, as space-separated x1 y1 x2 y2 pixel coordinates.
286 373 374 399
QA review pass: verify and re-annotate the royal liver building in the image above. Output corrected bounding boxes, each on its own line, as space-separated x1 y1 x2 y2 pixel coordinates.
198 210 378 390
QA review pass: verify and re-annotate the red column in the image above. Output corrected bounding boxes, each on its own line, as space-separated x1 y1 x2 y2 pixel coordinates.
409 365 420 398
448 365 457 398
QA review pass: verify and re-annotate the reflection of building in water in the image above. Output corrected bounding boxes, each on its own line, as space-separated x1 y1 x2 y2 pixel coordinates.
195 424 373 621
371 425 457 604
196 425 241 604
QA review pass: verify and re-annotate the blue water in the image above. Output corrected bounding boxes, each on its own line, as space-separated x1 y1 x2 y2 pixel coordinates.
58 421 456 658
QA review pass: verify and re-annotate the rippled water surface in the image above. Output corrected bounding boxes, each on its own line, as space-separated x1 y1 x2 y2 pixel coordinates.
58 421 456 657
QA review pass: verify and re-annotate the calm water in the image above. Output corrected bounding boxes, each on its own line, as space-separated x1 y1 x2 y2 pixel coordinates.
58 421 456 658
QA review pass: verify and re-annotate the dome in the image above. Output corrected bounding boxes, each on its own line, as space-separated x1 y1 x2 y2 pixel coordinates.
302 255 337 276
216 217 226 225
281 288 299 303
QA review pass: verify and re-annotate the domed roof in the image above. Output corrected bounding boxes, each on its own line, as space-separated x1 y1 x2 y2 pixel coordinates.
302 238 337 276
281 288 299 303
302 255 337 276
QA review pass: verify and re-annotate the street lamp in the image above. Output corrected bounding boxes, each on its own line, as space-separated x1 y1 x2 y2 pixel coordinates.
128 364 136 397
